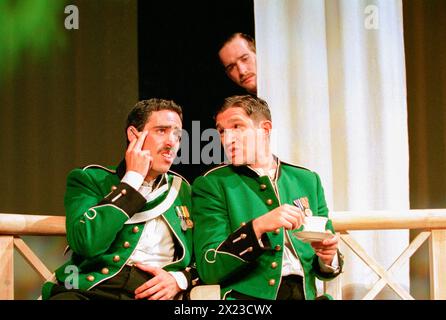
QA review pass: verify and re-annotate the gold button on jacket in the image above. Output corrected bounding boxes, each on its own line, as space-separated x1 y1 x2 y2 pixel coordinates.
101 268 109 275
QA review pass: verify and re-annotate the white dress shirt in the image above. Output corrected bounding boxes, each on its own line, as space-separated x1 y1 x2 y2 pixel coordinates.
121 171 188 290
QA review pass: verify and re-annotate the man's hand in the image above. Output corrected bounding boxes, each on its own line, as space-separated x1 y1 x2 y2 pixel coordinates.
252 204 305 238
311 231 338 266
134 264 182 300
126 129 152 178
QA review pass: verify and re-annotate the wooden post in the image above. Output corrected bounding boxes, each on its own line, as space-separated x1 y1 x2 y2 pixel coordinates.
0 213 66 236
14 237 52 281
429 230 446 299
0 236 14 299
324 274 342 300
323 232 344 300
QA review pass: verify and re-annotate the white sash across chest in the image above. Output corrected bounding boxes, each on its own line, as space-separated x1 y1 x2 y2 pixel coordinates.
124 176 182 224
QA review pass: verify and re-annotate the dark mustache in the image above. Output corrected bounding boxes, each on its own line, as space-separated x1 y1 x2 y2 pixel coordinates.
158 146 176 153
241 73 255 82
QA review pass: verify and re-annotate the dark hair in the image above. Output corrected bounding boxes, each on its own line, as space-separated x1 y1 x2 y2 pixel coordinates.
215 95 271 122
126 98 183 132
218 32 256 54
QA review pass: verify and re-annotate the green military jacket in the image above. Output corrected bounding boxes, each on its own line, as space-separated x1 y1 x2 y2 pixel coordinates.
192 159 342 300
42 161 194 299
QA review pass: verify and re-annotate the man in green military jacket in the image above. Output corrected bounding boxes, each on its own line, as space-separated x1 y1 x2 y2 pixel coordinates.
192 95 343 300
43 99 196 300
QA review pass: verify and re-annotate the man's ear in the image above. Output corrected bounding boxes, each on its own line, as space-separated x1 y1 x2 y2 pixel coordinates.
126 126 138 143
260 120 272 136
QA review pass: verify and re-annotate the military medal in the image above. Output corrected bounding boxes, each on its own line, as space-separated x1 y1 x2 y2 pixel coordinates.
181 206 194 229
175 206 193 230
300 197 309 209
175 206 188 231
293 197 313 216
293 199 305 210
186 219 194 228
300 197 313 216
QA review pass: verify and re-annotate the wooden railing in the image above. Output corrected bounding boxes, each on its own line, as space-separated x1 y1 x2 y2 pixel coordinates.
326 209 446 300
1 210 446 300
0 213 65 299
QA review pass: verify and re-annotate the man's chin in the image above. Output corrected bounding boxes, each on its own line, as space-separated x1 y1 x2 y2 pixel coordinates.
150 164 171 176
241 79 257 94
227 157 248 166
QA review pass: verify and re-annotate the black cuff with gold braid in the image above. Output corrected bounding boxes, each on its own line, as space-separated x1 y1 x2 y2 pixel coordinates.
181 265 200 289
98 182 146 217
218 220 269 262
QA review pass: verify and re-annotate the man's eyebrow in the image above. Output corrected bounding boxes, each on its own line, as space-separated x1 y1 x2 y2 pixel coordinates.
216 117 244 129
225 53 249 69
152 125 174 128
235 54 249 62
226 117 245 123
151 125 182 130
224 62 235 70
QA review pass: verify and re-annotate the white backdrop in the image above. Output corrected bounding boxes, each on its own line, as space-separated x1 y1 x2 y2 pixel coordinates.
255 0 409 299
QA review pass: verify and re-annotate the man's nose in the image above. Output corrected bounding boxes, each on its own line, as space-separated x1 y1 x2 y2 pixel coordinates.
223 130 237 146
166 131 177 146
237 62 248 75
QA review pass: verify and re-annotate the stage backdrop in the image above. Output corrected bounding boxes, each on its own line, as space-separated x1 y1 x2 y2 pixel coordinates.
0 0 138 299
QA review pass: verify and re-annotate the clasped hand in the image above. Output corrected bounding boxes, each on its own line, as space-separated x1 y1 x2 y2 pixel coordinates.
134 264 181 300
